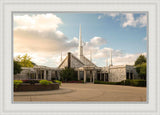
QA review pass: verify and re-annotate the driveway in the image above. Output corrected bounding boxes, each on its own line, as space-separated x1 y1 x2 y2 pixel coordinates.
14 83 146 102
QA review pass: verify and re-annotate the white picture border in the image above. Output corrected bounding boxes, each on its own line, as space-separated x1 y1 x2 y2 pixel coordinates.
0 0 159 115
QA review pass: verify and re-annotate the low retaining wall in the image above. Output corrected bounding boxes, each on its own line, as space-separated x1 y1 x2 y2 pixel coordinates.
14 83 59 92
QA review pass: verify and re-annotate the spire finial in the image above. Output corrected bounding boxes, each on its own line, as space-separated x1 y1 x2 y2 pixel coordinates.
79 24 82 46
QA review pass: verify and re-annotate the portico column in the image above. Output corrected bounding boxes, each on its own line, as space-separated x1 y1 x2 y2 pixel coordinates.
48 70 51 80
93 71 95 83
104 73 106 82
84 70 86 83
36 70 38 80
44 70 46 80
100 72 102 81
78 70 80 80
90 71 92 82
129 70 131 79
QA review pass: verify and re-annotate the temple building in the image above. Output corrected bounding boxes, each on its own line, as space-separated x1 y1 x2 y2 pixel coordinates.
14 25 138 83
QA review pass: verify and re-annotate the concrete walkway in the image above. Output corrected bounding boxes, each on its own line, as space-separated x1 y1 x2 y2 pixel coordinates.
14 83 146 102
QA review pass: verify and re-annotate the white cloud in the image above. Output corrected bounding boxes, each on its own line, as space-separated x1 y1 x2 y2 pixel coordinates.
97 13 147 28
122 13 147 28
97 13 119 19
14 13 62 31
112 52 147 65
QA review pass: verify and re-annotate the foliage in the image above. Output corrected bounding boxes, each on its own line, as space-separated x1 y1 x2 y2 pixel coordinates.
134 55 147 80
94 80 121 85
39 80 53 85
14 80 23 88
14 60 22 75
121 79 146 87
54 80 62 85
94 79 146 87
134 55 146 66
15 54 34 67
22 80 39 85
60 67 77 81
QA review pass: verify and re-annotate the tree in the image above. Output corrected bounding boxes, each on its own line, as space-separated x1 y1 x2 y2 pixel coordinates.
135 55 146 66
60 67 77 81
15 54 34 67
135 55 147 80
14 60 22 75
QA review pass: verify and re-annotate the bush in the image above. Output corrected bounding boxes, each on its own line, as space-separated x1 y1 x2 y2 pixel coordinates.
39 80 53 85
94 80 121 85
22 80 39 85
54 80 62 85
121 79 146 87
94 80 146 87
14 80 23 88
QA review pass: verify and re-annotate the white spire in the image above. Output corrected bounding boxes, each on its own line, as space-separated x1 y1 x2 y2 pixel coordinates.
79 24 82 46
110 50 113 66
78 24 83 60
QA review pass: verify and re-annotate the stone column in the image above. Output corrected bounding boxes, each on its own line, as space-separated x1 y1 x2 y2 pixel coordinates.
100 72 102 81
129 70 131 79
57 71 60 80
84 70 86 83
78 70 80 80
36 70 38 80
90 71 92 82
48 70 52 80
93 71 95 83
40 71 42 79
44 70 46 80
104 73 106 82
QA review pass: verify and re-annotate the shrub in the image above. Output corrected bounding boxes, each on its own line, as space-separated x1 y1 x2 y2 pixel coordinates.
54 80 62 85
14 80 23 88
39 80 53 85
22 80 39 85
121 79 146 87
94 80 121 85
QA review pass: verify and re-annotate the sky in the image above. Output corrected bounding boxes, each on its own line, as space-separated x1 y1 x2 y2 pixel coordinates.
13 12 147 67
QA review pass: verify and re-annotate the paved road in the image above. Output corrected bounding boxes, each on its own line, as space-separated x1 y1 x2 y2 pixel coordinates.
14 83 146 102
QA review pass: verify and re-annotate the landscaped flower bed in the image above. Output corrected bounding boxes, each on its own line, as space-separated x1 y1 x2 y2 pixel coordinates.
14 80 59 92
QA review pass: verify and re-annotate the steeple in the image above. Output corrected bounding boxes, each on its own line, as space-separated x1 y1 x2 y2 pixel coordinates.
78 24 83 60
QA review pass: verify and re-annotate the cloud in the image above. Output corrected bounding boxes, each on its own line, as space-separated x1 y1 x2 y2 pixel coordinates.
97 13 147 28
14 14 62 31
112 52 147 65
122 13 147 28
97 13 119 19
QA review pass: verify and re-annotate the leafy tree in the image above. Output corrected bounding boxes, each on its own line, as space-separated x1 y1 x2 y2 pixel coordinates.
135 55 147 80
60 67 77 81
135 55 146 66
14 60 22 75
15 54 34 67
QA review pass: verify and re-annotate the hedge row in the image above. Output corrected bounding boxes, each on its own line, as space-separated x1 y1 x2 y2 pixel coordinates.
94 79 146 87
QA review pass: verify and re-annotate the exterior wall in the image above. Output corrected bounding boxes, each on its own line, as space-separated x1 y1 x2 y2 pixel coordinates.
80 56 96 67
70 55 84 68
109 66 126 82
14 68 29 80
58 57 68 69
